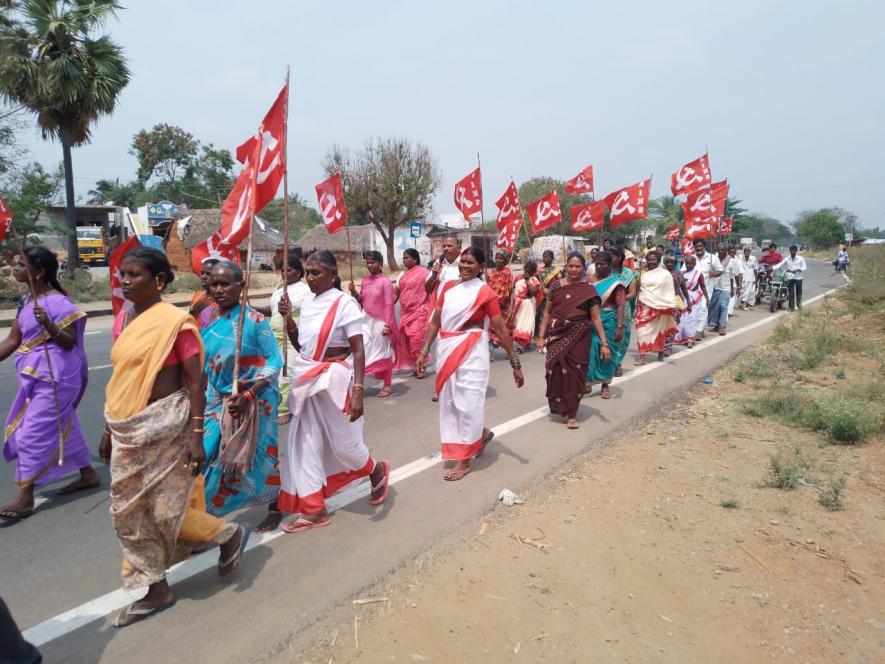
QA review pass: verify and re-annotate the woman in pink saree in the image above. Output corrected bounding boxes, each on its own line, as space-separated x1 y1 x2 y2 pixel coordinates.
416 248 524 481
394 248 430 374
349 251 398 398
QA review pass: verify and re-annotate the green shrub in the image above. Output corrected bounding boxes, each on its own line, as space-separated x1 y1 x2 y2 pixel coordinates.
805 397 876 444
769 445 810 489
819 478 845 511
59 271 110 303
737 353 779 380
720 498 739 509
737 389 808 425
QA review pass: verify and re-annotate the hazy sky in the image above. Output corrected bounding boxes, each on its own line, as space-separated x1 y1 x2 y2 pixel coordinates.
15 0 885 228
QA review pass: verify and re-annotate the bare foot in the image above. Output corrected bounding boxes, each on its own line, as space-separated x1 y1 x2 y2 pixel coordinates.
601 384 611 400
56 466 100 495
254 510 283 533
566 418 579 429
276 413 292 426
444 461 471 481
377 386 392 398
634 356 646 366
614 365 623 377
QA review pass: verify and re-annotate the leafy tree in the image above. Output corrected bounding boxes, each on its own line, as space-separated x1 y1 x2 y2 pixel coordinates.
517 177 590 234
130 123 200 192
648 195 683 238
794 208 846 249
1 162 63 252
0 0 131 270
257 193 323 240
323 137 441 270
86 177 140 207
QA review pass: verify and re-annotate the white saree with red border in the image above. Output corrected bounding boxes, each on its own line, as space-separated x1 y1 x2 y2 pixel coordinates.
278 289 374 515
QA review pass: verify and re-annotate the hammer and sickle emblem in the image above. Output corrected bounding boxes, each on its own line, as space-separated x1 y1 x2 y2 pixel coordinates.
676 166 702 189
689 192 712 213
319 192 342 222
610 191 635 217
256 130 281 184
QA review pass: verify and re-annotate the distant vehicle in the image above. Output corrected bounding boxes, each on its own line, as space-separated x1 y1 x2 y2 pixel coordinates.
76 226 108 266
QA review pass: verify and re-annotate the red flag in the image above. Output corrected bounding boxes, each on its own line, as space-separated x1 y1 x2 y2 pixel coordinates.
569 200 605 232
565 165 594 195
718 216 734 234
453 167 482 221
680 237 696 256
235 83 287 212
217 138 260 249
0 192 13 243
526 189 562 233
190 232 241 275
109 236 141 316
710 180 729 217
671 154 711 196
683 210 715 239
603 178 651 228
496 219 520 253
315 172 348 234
665 226 681 240
494 181 522 230
683 188 715 218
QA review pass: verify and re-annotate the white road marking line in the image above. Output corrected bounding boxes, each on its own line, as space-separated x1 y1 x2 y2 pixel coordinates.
22 283 843 647
88 364 112 371
84 331 103 336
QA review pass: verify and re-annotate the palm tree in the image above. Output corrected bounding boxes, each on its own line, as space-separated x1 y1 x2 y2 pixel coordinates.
0 0 130 270
648 195 683 237
86 177 138 207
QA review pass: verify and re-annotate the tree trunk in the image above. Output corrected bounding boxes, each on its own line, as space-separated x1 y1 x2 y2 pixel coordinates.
60 126 80 272
385 231 400 272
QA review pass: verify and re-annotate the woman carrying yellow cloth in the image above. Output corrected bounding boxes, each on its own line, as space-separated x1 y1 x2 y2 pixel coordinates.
101 248 249 628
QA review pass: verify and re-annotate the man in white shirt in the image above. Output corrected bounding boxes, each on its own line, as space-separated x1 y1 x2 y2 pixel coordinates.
773 245 807 310
707 244 740 334
689 239 713 338
425 233 462 304
737 244 759 310
423 233 462 401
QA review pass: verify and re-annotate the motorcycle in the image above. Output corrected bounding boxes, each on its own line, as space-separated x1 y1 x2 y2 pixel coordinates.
768 268 789 312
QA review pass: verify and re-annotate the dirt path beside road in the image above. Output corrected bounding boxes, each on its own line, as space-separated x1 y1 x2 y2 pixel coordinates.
298 299 885 663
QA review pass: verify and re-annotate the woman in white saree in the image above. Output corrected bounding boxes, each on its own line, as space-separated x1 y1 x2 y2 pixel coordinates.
416 248 524 481
277 251 390 533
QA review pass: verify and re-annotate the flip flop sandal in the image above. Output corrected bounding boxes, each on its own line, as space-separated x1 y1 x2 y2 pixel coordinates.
443 467 471 481
566 420 580 429
369 460 390 505
0 507 34 522
377 387 393 398
475 431 495 459
113 596 176 628
276 413 293 426
218 524 251 578
281 516 332 534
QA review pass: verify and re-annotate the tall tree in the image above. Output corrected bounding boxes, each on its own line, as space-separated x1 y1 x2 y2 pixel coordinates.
130 123 200 193
648 195 683 237
794 208 846 249
86 177 139 207
0 0 130 270
257 193 323 241
323 137 441 270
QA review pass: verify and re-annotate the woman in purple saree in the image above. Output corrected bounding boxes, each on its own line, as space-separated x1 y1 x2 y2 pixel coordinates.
0 248 98 522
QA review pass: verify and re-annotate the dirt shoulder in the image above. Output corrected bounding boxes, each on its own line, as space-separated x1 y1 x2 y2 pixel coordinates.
295 297 885 663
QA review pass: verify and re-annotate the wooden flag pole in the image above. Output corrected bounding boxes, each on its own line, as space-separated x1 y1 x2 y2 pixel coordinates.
9 223 65 464
344 215 355 284
476 152 488 255
232 212 255 397
280 66 291 377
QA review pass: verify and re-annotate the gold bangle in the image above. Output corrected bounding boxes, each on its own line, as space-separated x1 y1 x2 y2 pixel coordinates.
352 384 364 390
191 416 204 420
192 428 205 433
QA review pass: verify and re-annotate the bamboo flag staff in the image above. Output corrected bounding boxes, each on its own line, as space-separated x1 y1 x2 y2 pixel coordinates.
477 152 488 253
280 66 291 377
4 214 66 465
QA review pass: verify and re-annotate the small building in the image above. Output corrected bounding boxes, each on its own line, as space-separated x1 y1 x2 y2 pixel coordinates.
296 223 386 266
175 209 285 273
424 223 496 263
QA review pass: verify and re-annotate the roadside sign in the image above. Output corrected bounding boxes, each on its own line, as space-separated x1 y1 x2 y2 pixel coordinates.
409 221 422 238
845 233 853 242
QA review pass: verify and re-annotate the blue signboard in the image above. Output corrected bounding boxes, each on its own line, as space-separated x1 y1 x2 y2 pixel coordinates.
146 201 187 226
409 221 423 239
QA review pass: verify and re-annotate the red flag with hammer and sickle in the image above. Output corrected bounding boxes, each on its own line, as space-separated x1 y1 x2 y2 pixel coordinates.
565 165 594 195
680 236 696 256
216 138 260 249
526 189 562 233
190 232 241 276
671 154 711 196
494 181 522 230
234 83 287 213
710 180 729 217
315 172 348 234
719 216 734 234
454 167 482 222
683 209 715 239
569 200 605 232
604 178 651 228
0 192 13 243
496 219 520 253
110 236 141 314
666 225 681 240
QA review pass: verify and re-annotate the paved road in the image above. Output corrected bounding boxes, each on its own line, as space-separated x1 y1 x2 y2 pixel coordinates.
0 261 844 663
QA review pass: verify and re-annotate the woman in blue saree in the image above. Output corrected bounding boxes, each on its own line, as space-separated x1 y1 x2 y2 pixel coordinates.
201 262 283 526
587 250 629 399
610 246 637 379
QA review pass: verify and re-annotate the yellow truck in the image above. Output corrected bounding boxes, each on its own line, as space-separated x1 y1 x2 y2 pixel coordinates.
76 226 108 266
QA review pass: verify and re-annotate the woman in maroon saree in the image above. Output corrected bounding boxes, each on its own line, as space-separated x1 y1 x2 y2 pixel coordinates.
537 252 610 430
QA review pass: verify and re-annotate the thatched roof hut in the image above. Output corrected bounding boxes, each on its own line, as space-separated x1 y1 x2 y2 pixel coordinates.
180 209 284 251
